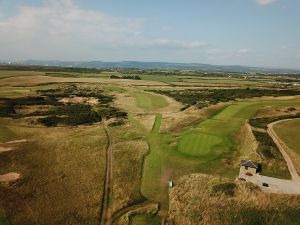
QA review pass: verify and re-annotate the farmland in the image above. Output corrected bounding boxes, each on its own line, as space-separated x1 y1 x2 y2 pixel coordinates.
1 67 300 225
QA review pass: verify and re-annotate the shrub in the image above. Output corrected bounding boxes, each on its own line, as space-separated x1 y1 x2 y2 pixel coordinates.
212 182 236 196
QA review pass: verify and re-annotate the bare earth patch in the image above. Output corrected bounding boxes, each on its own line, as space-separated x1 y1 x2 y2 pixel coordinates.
0 172 20 183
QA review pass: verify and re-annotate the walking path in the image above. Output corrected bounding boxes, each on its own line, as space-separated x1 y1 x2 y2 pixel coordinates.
100 123 113 225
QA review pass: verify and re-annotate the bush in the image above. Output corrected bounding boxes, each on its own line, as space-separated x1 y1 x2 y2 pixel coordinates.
39 116 61 127
212 182 236 196
108 121 125 127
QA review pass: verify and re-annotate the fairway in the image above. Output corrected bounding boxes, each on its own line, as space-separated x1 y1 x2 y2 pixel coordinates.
132 91 168 110
178 100 300 157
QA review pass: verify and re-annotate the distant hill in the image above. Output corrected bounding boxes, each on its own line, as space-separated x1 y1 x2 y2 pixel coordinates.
2 60 300 74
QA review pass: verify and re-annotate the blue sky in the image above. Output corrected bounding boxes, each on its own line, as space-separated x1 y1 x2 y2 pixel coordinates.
0 0 299 68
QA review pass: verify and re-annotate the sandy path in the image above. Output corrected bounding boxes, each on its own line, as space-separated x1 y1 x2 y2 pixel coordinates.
100 123 113 225
0 172 20 183
267 119 300 184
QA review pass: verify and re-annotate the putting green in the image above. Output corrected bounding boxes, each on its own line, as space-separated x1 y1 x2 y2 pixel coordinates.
132 91 168 110
178 132 229 157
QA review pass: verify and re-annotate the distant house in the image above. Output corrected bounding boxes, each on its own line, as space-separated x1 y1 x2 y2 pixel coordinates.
240 160 260 176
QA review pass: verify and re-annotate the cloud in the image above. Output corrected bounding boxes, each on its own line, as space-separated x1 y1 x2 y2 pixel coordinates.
237 49 253 54
142 39 207 49
256 0 278 6
0 0 207 60
207 48 224 55
297 54 300 58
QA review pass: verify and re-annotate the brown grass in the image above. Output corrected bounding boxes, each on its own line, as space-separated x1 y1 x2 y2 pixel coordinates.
0 120 107 225
168 173 300 225
112 139 149 213
161 103 227 133
255 106 300 118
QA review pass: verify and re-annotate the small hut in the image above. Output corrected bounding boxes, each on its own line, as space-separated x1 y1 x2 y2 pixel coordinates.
240 160 260 176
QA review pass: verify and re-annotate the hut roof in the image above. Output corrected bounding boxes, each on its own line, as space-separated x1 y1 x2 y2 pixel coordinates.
241 160 259 169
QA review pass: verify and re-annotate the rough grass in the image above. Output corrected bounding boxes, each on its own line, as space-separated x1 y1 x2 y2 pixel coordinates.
273 119 300 155
168 174 300 225
132 91 168 110
273 118 300 173
112 138 149 213
0 119 107 225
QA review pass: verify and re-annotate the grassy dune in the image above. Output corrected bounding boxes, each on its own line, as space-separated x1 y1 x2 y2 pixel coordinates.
0 119 107 225
168 174 300 225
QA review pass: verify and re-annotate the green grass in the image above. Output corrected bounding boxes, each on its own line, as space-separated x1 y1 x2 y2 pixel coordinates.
131 214 162 225
140 98 300 211
178 132 229 157
132 91 168 110
0 121 16 142
139 74 180 82
0 70 44 79
103 85 126 93
273 119 300 154
178 100 300 157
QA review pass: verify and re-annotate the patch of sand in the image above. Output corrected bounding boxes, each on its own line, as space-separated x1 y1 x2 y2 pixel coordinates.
59 96 99 105
0 146 13 153
5 139 27 144
0 172 20 183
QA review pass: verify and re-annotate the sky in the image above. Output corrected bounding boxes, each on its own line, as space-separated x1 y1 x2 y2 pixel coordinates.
0 0 299 68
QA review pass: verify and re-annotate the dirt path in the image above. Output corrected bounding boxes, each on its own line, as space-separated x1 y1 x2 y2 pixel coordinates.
100 123 113 225
268 119 300 184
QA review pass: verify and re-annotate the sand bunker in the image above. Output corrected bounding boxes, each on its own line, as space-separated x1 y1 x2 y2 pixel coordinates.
0 146 13 153
0 172 20 183
0 139 27 153
59 96 99 105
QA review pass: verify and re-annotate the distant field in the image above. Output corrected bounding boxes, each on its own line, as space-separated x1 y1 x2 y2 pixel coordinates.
132 91 168 110
0 70 45 79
